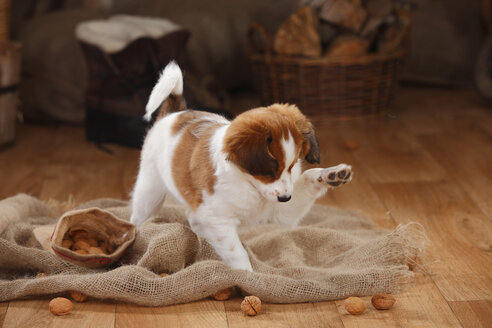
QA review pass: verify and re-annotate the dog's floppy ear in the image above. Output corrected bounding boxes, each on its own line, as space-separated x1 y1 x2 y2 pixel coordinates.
224 127 278 178
302 128 320 164
296 118 320 164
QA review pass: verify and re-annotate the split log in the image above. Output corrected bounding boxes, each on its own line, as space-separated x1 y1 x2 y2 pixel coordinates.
378 8 412 53
299 0 326 8
365 0 393 17
318 22 339 46
360 15 395 38
319 0 368 32
324 34 370 57
300 0 362 8
274 6 322 57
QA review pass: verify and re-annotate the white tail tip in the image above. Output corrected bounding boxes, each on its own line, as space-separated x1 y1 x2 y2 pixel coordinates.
144 61 183 121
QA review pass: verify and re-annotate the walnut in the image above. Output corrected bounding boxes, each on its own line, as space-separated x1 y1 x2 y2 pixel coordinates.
49 297 73 316
70 291 88 303
69 228 89 241
344 297 365 315
61 239 73 249
86 238 99 247
213 288 233 301
35 272 48 278
371 294 396 310
75 249 88 255
241 296 261 316
87 246 105 255
344 139 359 151
106 244 116 254
159 273 169 277
73 240 90 251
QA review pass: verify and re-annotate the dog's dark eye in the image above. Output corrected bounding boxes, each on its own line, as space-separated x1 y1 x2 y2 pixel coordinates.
261 171 276 179
251 158 278 180
267 134 272 144
263 159 278 178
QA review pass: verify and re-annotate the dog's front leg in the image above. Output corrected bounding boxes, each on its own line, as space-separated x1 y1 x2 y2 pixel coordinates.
189 215 253 272
275 164 352 226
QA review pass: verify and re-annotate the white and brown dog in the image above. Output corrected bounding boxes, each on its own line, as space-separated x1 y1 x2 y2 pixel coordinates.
130 62 352 271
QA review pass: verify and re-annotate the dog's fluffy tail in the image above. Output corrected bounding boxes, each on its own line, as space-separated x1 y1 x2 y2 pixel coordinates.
144 61 184 121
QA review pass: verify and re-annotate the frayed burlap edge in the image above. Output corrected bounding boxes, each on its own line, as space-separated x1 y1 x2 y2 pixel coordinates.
0 194 428 306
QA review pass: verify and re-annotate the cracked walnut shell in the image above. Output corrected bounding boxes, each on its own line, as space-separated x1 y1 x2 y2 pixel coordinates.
70 291 88 302
35 272 48 278
213 287 233 301
241 296 261 316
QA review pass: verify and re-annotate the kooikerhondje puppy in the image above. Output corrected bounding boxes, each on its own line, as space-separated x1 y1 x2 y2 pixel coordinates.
130 62 352 271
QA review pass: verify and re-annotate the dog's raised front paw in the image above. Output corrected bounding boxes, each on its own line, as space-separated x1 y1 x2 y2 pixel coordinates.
317 164 352 187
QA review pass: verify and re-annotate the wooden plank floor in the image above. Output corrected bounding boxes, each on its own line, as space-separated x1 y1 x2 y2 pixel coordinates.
0 86 491 327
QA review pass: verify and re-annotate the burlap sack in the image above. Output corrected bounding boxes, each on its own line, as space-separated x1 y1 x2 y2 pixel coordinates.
51 208 136 268
0 194 426 306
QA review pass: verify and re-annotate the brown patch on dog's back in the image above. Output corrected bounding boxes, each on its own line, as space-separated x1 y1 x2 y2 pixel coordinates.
171 111 201 135
171 110 220 135
172 119 225 210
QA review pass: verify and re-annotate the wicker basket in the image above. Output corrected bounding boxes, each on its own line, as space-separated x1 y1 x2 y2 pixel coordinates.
248 23 405 118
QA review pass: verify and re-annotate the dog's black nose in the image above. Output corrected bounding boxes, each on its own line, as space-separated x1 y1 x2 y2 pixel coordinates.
277 195 291 202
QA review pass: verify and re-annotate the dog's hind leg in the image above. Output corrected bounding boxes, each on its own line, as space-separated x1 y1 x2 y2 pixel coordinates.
130 163 168 227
